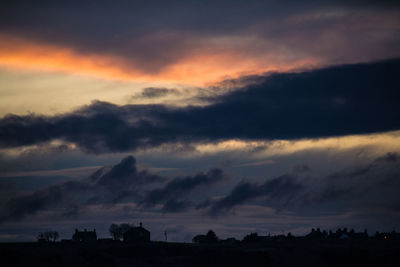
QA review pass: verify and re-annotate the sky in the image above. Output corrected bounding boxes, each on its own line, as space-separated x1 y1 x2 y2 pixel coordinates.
0 0 400 242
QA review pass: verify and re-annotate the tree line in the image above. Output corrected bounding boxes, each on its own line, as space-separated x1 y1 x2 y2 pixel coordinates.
37 231 59 242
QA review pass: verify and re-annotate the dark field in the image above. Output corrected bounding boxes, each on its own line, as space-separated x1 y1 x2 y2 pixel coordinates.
1 239 399 267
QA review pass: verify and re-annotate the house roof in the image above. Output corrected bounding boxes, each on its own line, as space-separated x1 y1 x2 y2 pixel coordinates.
126 226 150 233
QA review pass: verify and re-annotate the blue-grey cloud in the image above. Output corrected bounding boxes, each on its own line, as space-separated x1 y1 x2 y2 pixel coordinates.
142 168 225 212
0 155 224 222
1 152 399 230
0 156 164 222
207 174 303 215
206 153 400 215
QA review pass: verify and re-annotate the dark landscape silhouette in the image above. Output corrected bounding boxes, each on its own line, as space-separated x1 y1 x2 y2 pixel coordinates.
1 222 399 267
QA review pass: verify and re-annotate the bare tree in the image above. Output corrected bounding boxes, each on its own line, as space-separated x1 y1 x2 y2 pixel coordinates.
37 232 46 242
109 224 121 240
119 223 132 235
44 231 53 242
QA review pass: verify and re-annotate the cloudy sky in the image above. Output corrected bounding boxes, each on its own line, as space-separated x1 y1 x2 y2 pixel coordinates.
0 0 400 242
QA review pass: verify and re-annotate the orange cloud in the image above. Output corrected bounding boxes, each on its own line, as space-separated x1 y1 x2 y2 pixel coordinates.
0 34 319 85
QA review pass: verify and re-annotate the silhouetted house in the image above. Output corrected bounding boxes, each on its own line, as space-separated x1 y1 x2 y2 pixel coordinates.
72 228 97 242
192 230 219 244
241 233 276 243
375 231 400 240
123 222 150 242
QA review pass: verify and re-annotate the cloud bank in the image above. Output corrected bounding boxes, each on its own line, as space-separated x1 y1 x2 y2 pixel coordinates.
1 153 399 229
207 153 400 216
0 59 399 153
0 156 224 222
1 1 400 83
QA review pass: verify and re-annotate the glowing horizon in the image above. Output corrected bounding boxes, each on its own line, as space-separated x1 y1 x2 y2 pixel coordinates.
0 34 322 86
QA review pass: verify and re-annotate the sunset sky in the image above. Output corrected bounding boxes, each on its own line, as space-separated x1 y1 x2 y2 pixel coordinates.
0 0 400 242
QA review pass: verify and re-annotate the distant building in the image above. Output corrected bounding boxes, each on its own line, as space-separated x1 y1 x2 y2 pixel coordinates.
123 222 150 242
375 231 400 240
72 228 97 242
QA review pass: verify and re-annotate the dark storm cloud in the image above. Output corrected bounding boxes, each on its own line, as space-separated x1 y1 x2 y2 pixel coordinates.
207 152 400 215
0 155 224 221
0 59 399 152
0 156 164 222
1 1 399 72
0 180 89 221
93 156 163 188
142 168 225 212
208 174 303 215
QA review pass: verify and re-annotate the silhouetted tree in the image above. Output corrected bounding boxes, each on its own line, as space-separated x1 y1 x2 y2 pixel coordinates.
287 232 295 240
322 230 327 237
44 231 53 242
109 224 121 240
52 231 59 242
109 223 134 240
37 232 46 242
242 232 259 243
119 223 132 235
192 230 219 244
205 230 219 243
